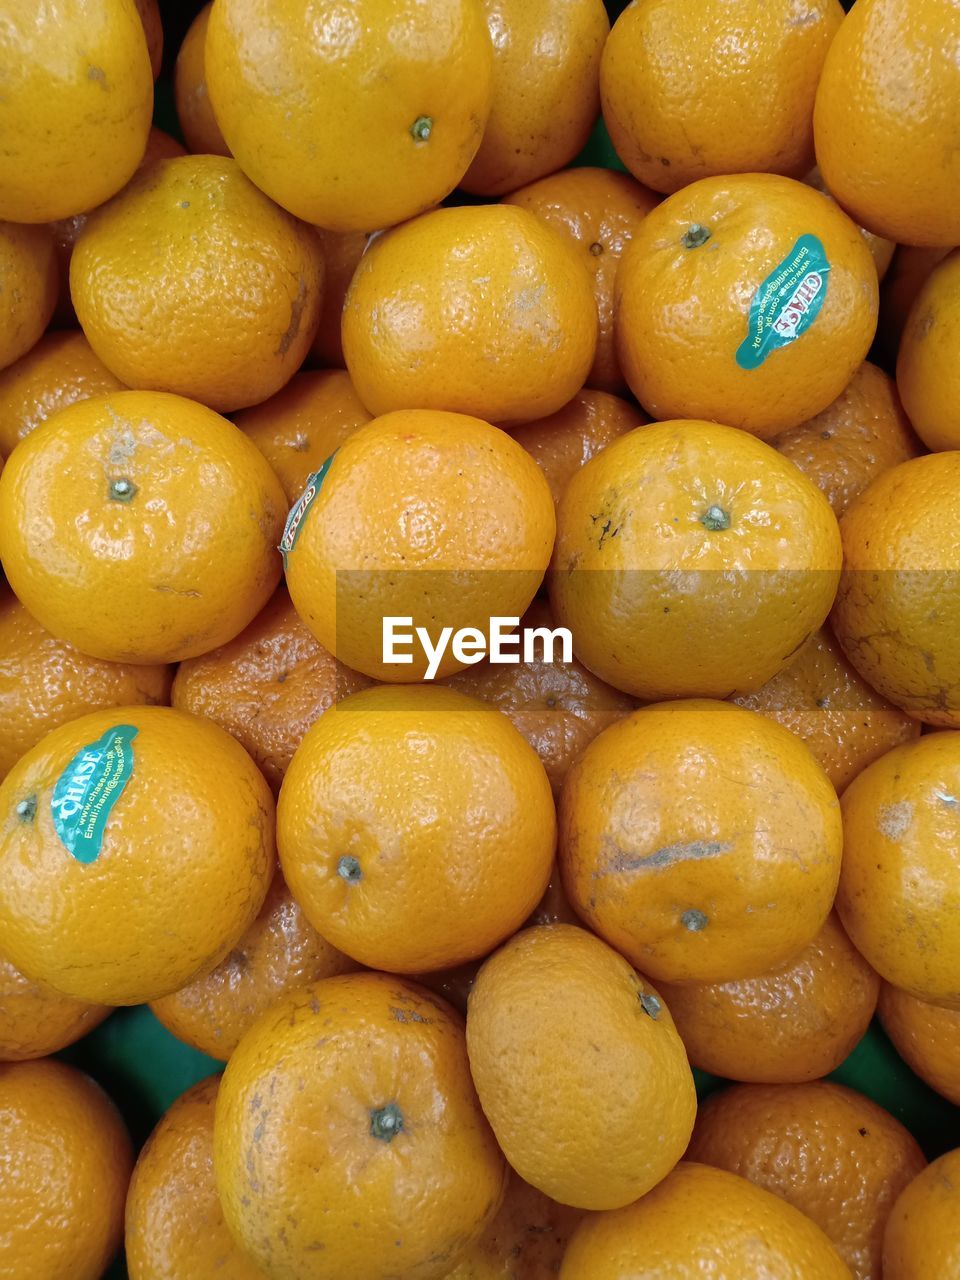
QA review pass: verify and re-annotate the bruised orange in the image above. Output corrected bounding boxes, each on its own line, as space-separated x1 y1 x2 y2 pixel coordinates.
897 248 960 451
173 3 230 157
0 954 110 1062
878 983 960 1107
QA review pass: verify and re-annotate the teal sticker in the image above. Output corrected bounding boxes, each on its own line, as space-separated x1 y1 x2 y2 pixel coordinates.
279 452 336 567
51 725 138 864
736 234 831 371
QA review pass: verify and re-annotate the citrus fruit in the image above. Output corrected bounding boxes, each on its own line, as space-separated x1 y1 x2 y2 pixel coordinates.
560 699 842 984
206 0 494 232
278 684 555 972
0 0 153 223
615 174 878 436
815 0 960 247
0 705 274 1005
125 1075 267 1280
837 731 960 1007
658 912 878 1084
310 229 371 369
150 872 355 1060
0 1059 132 1280
689 1082 925 1280
460 0 609 196
139 126 186 167
281 409 555 682
0 595 171 784
174 3 230 157
559 1162 853 1279
831 453 960 726
550 419 842 701
70 155 325 413
132 0 162 79
601 0 842 195
504 167 659 393
0 223 57 372
215 972 507 1280
897 249 960 451
769 361 922 518
878 983 960 1107
0 389 286 664
878 246 951 364
804 166 895 281
732 626 921 794
466 923 696 1210
0 954 110 1062
883 1148 960 1279
343 205 597 423
235 369 372 503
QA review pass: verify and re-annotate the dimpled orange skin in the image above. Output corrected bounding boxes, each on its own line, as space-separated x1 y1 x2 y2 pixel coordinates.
343 205 597 424
504 168 660 393
815 0 960 248
278 685 555 972
897 250 960 452
0 706 274 1006
0 390 286 665
283 410 555 682
309 229 370 368
804 167 895 282
174 4 230 157
838 732 960 1008
878 246 951 366
459 0 608 197
550 420 842 701
0 0 152 224
884 1149 960 1280
770 362 923 519
0 955 111 1062
560 700 843 984
689 1082 925 1280
215 973 507 1280
0 1059 133 1280
125 1075 267 1280
206 0 493 233
559 1162 853 1280
70 156 325 414
732 626 920 794
0 224 58 373
879 983 960 1106
0 596 171 784
615 174 878 437
235 369 373 504
150 872 356 1060
831 454 960 726
657 913 878 1085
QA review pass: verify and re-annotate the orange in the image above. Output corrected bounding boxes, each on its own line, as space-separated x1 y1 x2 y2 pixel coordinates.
559 1162 853 1279
510 388 647 507
215 972 507 1280
0 223 57 372
815 0 960 247
616 174 878 437
838 731 960 1008
883 1149 960 1280
601 0 843 196
70 155 325 413
278 684 555 971
235 369 373 503
769 361 923 519
132 0 162 78
0 596 171 784
460 0 609 196
658 913 878 1084
550 420 842 701
139 125 185 167
206 0 494 233
0 705 274 1005
0 390 286 664
282 410 555 682
310 229 370 368
0 1059 132 1280
0 0 153 224
125 1075 266 1280
897 249 960 451
0 954 110 1062
831 453 960 725
504 168 659 393
804 166 895 282
878 246 951 365
150 872 355 1060
732 626 921 794
560 699 842 984
173 3 230 157
879 983 960 1107
466 924 696 1210
343 205 597 423
688 1082 925 1280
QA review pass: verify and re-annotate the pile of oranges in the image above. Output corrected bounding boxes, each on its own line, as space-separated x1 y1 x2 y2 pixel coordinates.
1 0 960 1277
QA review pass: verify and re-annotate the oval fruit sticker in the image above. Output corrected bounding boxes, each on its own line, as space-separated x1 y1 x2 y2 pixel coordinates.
51 724 138 864
278 451 337 568
736 234 831 370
